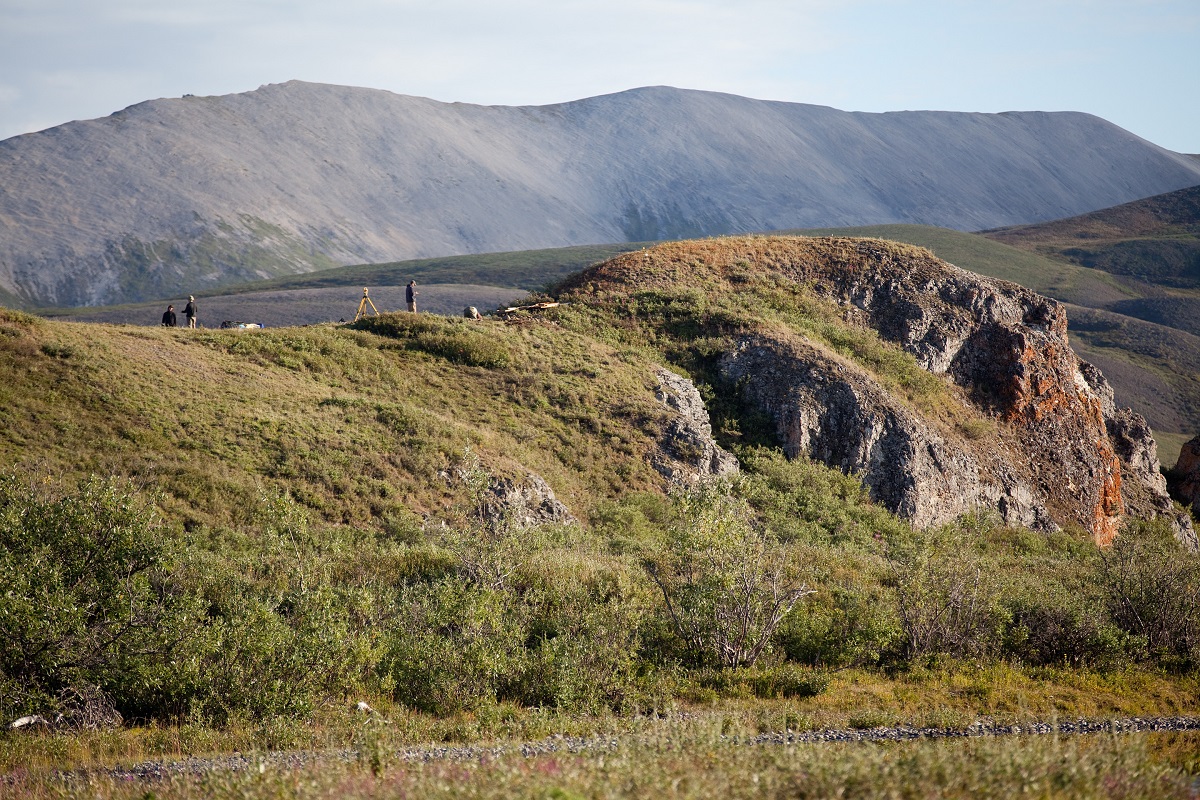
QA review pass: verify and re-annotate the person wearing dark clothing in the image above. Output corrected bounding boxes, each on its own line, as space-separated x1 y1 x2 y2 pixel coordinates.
406 281 418 313
183 296 197 328
161 305 177 327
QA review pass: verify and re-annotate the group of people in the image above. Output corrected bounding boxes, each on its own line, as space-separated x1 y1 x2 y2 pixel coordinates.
159 281 422 328
161 296 198 328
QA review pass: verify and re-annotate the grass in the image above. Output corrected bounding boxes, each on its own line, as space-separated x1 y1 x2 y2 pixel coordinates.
2 663 1199 769
4 236 990 532
39 218 1200 448
3 715 1199 799
5 234 1200 798
0 308 679 529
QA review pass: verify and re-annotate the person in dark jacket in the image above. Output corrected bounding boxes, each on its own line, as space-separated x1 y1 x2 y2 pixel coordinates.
161 304 177 327
406 281 418 313
183 296 197 328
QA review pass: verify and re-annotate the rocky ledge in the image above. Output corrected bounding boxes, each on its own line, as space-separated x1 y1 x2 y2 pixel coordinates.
730 238 1192 547
562 236 1195 549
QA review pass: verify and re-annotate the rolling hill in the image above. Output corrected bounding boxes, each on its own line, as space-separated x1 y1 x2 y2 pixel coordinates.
3 82 1199 308
6 236 1200 740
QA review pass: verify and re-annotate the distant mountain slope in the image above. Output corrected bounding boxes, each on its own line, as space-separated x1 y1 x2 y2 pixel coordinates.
982 184 1200 290
3 82 1200 308
984 184 1200 243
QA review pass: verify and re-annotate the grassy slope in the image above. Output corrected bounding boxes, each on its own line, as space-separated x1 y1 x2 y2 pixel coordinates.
0 309 681 530
4 237 1200 795
4 236 968 531
28 217 1200 462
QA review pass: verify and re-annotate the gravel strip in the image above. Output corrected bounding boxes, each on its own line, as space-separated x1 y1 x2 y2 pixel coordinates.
90 716 1200 782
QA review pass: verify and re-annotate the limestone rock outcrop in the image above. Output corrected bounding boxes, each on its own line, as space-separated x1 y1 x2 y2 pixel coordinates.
558 235 1192 548
719 333 1055 532
652 367 739 484
762 240 1172 544
1166 436 1200 550
485 473 577 528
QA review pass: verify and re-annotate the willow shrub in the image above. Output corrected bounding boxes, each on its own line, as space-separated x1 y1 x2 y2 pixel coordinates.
1101 518 1200 670
642 480 815 669
0 475 197 722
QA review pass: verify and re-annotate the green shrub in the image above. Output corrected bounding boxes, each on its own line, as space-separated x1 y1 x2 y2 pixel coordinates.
380 580 526 715
177 582 373 723
736 447 908 548
643 480 815 668
1000 591 1134 670
777 581 901 669
0 474 195 721
512 590 651 714
885 524 1006 661
1100 520 1200 670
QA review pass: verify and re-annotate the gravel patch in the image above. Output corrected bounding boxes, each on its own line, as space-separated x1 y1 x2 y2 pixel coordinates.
94 716 1200 782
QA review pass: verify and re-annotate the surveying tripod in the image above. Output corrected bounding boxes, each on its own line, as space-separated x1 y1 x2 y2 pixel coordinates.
353 288 380 322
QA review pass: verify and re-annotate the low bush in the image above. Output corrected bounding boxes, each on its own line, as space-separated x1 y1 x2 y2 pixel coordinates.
642 480 815 668
1000 590 1134 670
0 475 195 722
885 524 1006 662
1100 519 1200 670
777 581 901 669
351 313 514 367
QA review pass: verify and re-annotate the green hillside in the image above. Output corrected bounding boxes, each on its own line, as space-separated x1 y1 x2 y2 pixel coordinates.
4 237 1199 757
44 221 1200 463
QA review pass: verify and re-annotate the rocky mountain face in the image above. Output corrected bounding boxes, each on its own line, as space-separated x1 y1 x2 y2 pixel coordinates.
3 82 1200 308
556 237 1195 549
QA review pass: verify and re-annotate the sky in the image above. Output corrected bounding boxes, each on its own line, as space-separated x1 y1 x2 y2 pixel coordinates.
1 0 1198 153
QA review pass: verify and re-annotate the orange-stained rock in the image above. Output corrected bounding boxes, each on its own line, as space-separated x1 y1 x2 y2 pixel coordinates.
556 235 1194 548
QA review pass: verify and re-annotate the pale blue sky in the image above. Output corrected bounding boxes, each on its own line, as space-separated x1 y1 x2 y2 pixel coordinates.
1 0 1197 152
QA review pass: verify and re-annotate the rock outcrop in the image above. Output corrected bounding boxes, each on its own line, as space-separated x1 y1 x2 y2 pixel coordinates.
560 235 1192 548
719 333 1055 532
746 238 1187 546
486 473 576 528
652 367 739 484
1166 436 1200 550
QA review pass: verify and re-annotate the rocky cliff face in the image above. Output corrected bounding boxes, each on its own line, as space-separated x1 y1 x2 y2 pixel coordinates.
1166 436 1200 550
559 236 1193 548
652 367 739 484
719 332 1056 533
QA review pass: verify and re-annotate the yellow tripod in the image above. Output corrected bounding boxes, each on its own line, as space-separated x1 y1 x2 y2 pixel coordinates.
353 287 380 321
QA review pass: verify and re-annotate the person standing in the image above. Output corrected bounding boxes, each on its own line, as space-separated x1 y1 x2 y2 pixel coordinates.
161 304 177 327
183 295 198 328
406 281 418 313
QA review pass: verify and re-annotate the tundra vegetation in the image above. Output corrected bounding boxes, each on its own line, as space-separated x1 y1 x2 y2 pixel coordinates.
2 237 1199 797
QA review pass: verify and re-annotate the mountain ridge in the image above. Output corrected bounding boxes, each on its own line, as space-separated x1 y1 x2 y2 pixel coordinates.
4 81 1200 308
